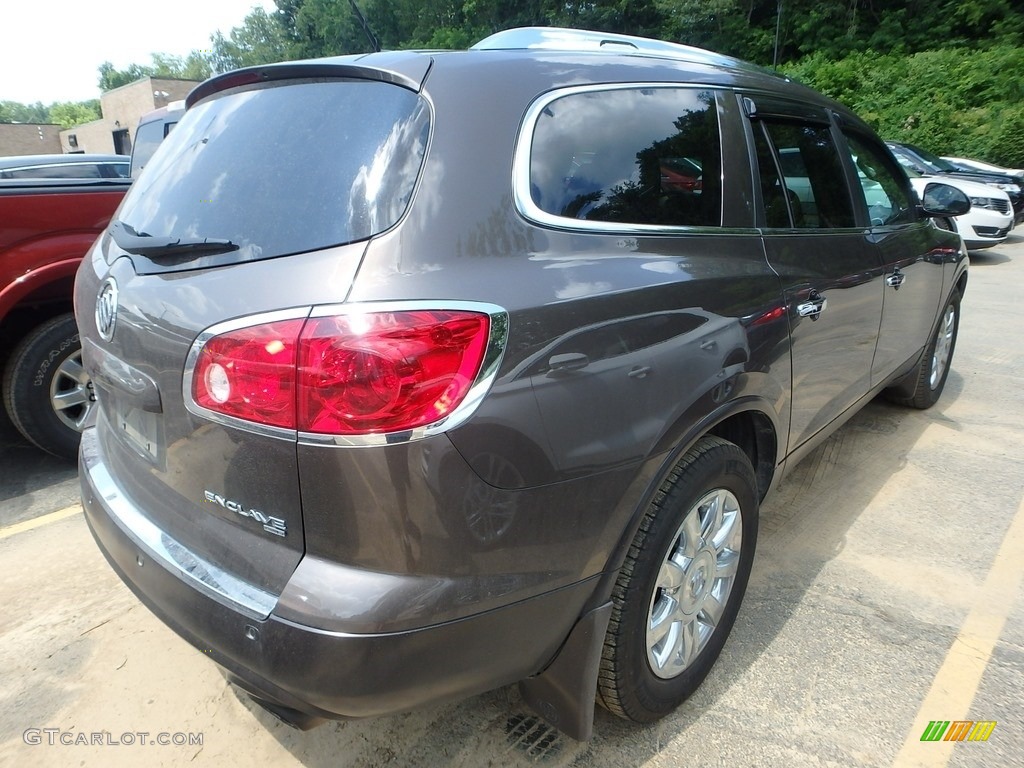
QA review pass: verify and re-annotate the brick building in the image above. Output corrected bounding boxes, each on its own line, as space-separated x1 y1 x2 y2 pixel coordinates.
59 77 199 155
0 123 62 156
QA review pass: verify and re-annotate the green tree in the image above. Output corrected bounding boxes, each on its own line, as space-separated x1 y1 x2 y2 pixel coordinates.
209 6 291 70
97 61 154 91
0 100 50 123
98 52 212 92
784 44 1024 167
48 100 101 129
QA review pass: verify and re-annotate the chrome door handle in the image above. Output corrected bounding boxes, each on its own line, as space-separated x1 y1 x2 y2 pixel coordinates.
886 270 906 290
628 365 652 379
796 296 827 319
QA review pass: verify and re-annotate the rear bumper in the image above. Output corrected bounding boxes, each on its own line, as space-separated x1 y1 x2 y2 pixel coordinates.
79 427 594 720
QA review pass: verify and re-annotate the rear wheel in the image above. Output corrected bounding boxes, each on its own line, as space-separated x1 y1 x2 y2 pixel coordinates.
597 436 758 722
2 313 93 459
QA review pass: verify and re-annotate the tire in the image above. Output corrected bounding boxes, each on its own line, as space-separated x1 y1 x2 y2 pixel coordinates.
887 288 960 410
2 313 93 459
597 435 758 722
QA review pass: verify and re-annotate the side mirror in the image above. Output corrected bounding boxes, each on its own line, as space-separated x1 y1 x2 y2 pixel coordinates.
919 182 971 217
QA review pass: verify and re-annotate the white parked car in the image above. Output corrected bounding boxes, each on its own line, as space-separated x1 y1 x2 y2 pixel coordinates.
942 156 1024 177
910 173 1013 250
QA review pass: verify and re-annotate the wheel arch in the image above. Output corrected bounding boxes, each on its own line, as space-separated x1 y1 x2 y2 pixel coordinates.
520 401 779 739
599 397 779 600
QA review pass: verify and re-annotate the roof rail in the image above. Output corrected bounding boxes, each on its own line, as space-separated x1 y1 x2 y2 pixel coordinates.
471 26 737 66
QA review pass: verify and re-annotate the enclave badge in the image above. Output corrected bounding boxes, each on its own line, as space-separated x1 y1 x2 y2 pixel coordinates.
204 490 288 537
96 277 118 341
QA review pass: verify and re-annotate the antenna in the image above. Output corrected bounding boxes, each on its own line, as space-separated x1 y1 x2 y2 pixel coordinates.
347 0 381 53
773 0 782 70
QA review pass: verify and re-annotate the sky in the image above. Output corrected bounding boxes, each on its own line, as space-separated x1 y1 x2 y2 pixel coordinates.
0 0 276 105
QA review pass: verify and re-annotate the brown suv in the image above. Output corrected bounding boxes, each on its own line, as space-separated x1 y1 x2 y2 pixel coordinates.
75 27 970 740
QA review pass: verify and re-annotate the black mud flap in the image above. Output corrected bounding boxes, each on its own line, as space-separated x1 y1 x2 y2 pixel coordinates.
518 601 612 741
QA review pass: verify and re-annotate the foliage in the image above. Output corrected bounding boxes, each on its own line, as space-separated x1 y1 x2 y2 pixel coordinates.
48 101 101 129
0 99 99 129
0 100 50 124
97 53 212 92
659 0 1022 64
784 45 1024 166
209 7 290 70
4 1 1022 165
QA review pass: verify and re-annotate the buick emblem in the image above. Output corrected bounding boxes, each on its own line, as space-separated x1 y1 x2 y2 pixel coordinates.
96 278 118 342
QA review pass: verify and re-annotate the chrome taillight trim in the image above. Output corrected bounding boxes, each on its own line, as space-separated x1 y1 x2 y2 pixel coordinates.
297 300 509 447
182 301 509 447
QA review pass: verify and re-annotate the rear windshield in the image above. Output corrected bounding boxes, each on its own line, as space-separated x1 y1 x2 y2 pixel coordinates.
117 79 430 262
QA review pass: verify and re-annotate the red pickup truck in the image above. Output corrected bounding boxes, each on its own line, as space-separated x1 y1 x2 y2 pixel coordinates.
1 178 130 458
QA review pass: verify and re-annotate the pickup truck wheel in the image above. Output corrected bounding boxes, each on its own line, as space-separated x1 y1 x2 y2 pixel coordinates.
887 288 960 410
597 436 758 722
2 313 92 460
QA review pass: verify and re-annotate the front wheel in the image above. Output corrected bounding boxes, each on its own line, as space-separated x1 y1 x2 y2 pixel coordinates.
2 313 93 459
597 436 758 722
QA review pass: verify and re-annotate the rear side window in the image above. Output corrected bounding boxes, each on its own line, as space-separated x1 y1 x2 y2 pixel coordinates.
526 87 722 228
131 117 176 178
756 121 856 229
106 162 130 178
3 163 103 179
118 80 430 262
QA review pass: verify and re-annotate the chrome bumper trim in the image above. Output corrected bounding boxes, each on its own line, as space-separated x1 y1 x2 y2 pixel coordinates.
82 430 278 619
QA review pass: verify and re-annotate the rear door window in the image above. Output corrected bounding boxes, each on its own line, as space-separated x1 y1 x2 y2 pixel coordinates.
4 163 103 179
756 121 856 229
525 87 722 229
117 79 430 264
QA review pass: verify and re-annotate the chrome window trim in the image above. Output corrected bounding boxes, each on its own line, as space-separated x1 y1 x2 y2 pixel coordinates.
1 161 129 174
182 300 509 448
513 83 725 235
83 446 278 619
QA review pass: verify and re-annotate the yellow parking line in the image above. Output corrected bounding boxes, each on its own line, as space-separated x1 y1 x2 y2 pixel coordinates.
892 493 1024 767
0 504 83 540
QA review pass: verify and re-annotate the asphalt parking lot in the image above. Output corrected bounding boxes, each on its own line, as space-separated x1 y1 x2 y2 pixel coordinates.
1 232 1022 768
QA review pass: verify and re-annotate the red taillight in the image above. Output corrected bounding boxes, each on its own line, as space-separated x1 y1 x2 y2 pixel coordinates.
298 311 490 434
192 319 304 428
190 310 492 436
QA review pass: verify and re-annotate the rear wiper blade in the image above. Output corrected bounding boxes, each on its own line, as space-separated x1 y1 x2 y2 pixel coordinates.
110 219 239 260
